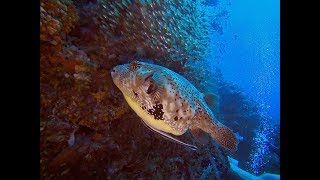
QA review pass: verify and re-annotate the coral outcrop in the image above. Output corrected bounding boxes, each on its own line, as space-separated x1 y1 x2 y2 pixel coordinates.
40 0 232 179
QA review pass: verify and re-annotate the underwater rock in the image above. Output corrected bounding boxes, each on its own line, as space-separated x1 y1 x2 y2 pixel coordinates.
41 108 232 179
40 0 78 44
40 65 232 179
40 0 233 179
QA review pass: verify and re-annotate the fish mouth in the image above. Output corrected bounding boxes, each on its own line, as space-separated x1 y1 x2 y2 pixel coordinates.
110 67 120 90
110 67 116 78
110 66 122 84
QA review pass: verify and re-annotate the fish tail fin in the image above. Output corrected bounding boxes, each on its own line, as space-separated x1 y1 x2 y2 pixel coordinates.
210 124 239 151
198 118 238 151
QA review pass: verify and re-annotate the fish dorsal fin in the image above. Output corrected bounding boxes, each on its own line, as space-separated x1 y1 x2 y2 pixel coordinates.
140 119 198 151
204 93 218 108
190 127 210 145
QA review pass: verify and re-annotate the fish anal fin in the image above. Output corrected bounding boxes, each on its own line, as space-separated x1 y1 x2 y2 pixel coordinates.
190 127 209 145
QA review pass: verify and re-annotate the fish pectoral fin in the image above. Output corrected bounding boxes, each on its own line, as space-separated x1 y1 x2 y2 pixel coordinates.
204 93 219 109
140 119 198 151
190 126 210 145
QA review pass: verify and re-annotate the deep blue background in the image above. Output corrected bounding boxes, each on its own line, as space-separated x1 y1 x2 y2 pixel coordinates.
211 0 280 123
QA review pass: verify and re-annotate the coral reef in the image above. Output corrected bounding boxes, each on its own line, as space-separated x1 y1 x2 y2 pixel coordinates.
41 114 231 179
40 0 78 44
40 0 232 179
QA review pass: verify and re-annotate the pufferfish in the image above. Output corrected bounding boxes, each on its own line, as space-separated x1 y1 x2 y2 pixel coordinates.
111 61 238 151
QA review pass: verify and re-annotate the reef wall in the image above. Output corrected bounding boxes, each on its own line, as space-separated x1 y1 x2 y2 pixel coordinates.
40 0 232 179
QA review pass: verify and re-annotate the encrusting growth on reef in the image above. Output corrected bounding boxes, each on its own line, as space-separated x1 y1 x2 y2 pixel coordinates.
40 0 233 179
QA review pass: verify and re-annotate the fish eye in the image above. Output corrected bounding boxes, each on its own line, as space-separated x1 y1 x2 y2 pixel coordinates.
146 84 154 94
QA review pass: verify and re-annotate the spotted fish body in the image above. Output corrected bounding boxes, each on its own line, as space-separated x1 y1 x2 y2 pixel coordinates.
111 61 238 151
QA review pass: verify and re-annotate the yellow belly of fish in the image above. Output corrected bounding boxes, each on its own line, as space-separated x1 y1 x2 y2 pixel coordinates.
123 94 183 136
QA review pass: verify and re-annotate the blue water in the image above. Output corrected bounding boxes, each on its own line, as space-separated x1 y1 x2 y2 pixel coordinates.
204 0 280 175
212 0 280 123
